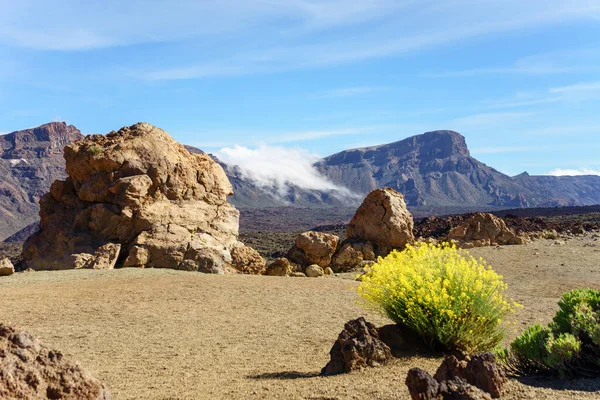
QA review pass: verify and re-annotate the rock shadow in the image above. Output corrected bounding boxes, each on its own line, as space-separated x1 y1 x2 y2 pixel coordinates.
247 371 321 380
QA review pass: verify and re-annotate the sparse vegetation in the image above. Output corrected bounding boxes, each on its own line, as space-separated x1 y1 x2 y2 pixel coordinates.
503 288 600 377
357 243 519 353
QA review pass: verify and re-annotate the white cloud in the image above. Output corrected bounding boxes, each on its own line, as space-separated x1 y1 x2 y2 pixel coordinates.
549 81 600 94
548 168 600 176
215 144 359 201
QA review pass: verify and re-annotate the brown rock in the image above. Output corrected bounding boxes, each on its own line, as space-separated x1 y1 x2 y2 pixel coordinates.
286 231 339 268
447 213 528 248
345 188 414 256
265 258 293 276
323 266 334 276
321 317 392 376
0 258 15 276
0 323 110 399
86 243 121 270
230 244 266 275
305 264 324 277
439 378 492 400
21 123 264 274
405 368 439 400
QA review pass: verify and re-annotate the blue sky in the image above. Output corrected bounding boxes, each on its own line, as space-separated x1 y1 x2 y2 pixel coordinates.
1 0 599 176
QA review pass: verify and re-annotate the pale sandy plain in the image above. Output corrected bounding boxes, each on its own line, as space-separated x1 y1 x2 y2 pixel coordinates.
1 234 600 399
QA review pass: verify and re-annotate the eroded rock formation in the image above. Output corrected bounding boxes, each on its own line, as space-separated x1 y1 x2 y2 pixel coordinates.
21 123 263 274
286 231 339 268
447 212 529 248
0 323 110 399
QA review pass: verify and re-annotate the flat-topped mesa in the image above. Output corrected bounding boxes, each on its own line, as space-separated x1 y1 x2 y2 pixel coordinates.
21 122 265 274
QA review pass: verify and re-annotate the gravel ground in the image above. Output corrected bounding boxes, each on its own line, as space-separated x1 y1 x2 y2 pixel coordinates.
1 233 599 399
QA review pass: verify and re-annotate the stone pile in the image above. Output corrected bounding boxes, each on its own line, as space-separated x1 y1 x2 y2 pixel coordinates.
447 212 529 248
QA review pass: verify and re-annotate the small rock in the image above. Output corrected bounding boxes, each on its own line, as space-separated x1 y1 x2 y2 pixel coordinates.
321 317 392 376
87 243 121 270
305 264 324 277
406 368 439 400
290 272 306 278
0 258 15 276
323 266 334 276
264 258 293 276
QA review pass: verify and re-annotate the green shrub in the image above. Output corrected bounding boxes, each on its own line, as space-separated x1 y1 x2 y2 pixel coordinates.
505 288 600 377
88 144 102 155
357 243 519 353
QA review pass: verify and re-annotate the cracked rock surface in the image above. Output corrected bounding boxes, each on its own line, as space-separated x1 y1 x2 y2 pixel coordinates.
21 122 264 274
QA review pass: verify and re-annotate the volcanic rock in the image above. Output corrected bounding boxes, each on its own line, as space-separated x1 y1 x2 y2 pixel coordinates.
330 240 376 272
21 123 263 273
0 258 14 276
264 258 293 276
345 188 414 255
0 323 110 399
286 231 339 268
447 213 528 247
305 264 324 277
321 317 392 376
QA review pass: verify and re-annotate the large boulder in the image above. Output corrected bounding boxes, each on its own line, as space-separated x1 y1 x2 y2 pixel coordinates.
345 188 414 256
447 213 529 247
286 231 339 268
0 258 14 276
0 323 110 399
321 317 392 376
21 123 263 273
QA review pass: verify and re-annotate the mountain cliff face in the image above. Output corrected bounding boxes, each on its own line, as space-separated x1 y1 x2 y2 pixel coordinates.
0 122 83 240
316 131 532 207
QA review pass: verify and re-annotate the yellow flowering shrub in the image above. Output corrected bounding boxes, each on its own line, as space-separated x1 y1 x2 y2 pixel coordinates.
358 243 518 353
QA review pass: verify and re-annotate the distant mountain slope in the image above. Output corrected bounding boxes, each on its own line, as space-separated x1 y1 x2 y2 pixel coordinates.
0 122 83 240
316 131 533 207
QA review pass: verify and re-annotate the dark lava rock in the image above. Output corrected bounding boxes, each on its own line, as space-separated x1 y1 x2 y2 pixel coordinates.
321 317 392 376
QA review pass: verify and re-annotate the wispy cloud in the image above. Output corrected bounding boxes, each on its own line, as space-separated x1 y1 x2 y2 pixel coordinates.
548 168 600 176
313 86 387 98
549 81 600 94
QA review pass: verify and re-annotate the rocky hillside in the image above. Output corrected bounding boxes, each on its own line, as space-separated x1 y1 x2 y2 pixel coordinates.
316 130 600 208
0 122 83 240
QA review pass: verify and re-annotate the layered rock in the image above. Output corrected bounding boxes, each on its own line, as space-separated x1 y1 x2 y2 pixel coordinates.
447 213 529 248
21 123 263 274
0 323 110 399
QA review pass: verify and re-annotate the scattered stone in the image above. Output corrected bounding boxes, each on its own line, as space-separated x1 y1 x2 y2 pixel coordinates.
321 317 392 376
0 323 110 399
447 213 529 248
290 272 306 278
345 188 414 256
406 368 439 400
439 378 492 400
323 266 334 276
264 258 293 276
287 231 339 268
0 258 15 276
21 123 263 273
305 264 324 278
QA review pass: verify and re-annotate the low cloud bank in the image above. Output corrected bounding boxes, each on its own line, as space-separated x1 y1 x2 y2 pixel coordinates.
548 168 600 176
216 145 359 201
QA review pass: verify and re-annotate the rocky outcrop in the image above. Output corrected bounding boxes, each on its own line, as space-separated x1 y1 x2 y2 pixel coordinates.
327 188 413 272
0 323 110 399
447 213 529 248
0 258 14 276
346 188 414 255
286 231 339 268
406 353 505 400
21 123 263 274
321 317 392 376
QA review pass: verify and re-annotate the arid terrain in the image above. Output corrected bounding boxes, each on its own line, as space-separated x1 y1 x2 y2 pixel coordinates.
2 233 599 399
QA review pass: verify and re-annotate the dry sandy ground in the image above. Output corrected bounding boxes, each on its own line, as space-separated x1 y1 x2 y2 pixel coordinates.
1 234 600 399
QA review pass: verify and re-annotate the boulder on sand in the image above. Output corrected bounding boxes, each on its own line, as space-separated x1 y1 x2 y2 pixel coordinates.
0 258 15 276
286 231 339 268
447 213 529 248
0 323 110 399
21 123 263 273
